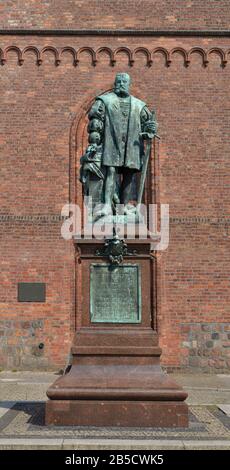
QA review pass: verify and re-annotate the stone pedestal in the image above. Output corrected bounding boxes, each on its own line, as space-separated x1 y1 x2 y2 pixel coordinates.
46 238 188 427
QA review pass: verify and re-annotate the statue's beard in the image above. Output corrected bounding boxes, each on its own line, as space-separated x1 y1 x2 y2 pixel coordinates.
114 86 129 97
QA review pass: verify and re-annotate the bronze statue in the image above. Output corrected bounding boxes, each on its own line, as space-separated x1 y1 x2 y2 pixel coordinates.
80 73 157 220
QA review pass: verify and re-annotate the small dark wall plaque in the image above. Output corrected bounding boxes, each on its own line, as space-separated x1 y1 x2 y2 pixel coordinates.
90 264 141 323
18 283 46 302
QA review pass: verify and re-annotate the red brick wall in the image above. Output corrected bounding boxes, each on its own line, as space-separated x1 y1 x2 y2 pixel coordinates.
0 3 230 371
1 0 230 30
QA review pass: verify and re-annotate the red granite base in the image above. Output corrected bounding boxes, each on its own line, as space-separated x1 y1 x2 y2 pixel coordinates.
46 352 189 427
45 240 189 428
46 399 188 427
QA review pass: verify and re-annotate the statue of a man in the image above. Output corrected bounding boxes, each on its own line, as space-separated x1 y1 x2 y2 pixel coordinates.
81 73 157 218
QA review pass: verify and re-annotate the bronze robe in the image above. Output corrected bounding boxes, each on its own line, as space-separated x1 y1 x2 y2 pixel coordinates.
90 92 151 171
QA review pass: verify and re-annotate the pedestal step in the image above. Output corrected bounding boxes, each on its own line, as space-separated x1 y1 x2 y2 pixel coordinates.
46 400 188 427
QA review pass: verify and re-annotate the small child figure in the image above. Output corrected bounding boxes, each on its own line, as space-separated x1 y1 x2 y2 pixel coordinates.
80 142 104 195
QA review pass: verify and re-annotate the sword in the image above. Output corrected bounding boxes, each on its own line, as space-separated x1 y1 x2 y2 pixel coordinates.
137 110 158 205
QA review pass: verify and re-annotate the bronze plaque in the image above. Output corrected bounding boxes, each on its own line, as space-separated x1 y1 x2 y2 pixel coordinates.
90 264 141 323
18 283 46 302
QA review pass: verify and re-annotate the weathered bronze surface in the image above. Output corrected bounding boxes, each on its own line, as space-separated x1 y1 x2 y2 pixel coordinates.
90 263 141 323
95 236 137 264
80 72 157 219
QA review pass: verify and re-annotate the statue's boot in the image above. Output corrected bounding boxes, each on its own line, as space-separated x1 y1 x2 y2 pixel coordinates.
123 204 137 215
93 203 113 221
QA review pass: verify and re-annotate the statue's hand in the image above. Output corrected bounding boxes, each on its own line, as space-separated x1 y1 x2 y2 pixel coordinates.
84 144 97 159
141 120 158 140
87 143 97 153
144 120 157 134
80 144 97 164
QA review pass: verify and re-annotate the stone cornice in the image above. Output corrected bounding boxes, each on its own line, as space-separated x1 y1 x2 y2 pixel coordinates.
0 45 229 67
0 29 230 37
0 214 229 226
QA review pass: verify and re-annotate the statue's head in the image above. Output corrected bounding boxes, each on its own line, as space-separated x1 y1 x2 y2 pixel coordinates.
113 73 131 97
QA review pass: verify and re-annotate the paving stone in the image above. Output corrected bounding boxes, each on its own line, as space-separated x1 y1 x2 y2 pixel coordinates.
0 438 63 450
0 402 16 419
183 440 230 450
217 405 230 417
62 438 185 450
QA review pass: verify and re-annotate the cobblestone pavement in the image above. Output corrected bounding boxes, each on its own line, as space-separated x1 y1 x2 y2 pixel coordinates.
0 372 229 448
